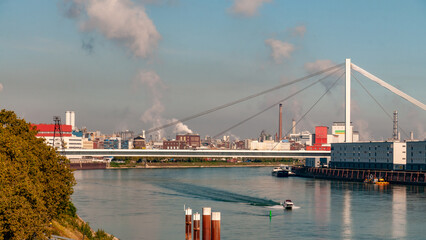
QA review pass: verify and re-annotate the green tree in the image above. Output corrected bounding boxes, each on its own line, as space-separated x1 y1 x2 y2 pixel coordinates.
0 110 76 239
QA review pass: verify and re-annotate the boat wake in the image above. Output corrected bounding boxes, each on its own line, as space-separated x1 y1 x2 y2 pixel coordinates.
268 205 301 209
268 205 284 209
156 182 279 206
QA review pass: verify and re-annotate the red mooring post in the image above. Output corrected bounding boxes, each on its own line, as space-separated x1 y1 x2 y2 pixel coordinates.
211 212 221 240
193 212 201 240
185 208 192 240
202 207 211 240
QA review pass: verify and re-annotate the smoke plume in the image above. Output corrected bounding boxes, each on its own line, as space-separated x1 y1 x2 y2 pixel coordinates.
135 70 166 137
171 118 193 134
61 0 161 58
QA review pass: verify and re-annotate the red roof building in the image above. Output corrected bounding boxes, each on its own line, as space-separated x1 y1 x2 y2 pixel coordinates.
32 124 72 137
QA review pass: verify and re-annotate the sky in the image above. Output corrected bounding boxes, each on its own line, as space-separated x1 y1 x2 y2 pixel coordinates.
1 0 425 141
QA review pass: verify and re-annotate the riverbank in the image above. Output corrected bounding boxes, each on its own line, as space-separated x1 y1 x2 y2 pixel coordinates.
107 161 298 169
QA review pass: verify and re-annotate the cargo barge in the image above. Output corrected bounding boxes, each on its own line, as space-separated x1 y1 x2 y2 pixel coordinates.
293 167 426 185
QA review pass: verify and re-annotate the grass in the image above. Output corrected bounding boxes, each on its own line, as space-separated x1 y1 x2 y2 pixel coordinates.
50 202 117 240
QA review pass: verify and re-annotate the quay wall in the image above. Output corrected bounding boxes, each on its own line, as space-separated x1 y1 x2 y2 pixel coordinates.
294 167 426 185
70 162 107 170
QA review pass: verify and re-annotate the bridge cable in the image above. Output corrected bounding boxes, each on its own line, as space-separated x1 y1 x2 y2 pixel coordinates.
271 71 345 150
212 67 345 139
146 63 345 134
351 72 410 139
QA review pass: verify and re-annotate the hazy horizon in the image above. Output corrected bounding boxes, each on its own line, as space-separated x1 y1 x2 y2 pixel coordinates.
1 0 425 141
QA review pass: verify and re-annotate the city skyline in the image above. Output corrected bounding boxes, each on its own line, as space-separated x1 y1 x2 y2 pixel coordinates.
1 0 425 140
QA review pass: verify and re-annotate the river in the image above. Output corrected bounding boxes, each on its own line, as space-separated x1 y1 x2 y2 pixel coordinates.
73 167 426 239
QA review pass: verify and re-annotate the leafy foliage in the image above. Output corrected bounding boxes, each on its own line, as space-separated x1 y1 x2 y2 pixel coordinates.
0 110 76 240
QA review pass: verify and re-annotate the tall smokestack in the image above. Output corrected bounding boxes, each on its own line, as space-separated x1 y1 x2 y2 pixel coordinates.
292 119 296 135
410 132 414 140
393 110 398 141
279 104 283 141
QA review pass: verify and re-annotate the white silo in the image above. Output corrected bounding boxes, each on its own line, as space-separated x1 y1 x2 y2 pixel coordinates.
70 111 76 130
65 111 71 126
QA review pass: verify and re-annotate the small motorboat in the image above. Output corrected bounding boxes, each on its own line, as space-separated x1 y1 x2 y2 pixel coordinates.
282 200 294 210
375 178 390 186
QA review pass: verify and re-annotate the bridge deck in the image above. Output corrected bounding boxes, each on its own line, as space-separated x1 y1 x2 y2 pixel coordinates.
62 149 330 158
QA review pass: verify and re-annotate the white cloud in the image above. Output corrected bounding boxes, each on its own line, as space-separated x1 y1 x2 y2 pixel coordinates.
0 83 3 92
291 25 306 37
265 39 294 63
229 0 272 17
63 0 161 58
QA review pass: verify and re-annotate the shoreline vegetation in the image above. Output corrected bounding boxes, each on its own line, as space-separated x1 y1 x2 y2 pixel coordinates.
51 204 117 240
0 110 116 240
107 158 301 169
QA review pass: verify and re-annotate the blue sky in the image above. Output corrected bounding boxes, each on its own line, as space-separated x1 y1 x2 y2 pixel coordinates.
1 0 425 140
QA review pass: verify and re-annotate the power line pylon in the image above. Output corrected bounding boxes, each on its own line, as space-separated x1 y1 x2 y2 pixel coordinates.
53 116 64 149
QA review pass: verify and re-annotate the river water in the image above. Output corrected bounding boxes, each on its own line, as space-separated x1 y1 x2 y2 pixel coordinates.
73 167 426 239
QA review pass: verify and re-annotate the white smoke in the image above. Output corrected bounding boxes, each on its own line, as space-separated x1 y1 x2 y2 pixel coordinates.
135 71 195 137
135 70 166 137
265 39 294 63
61 0 161 58
229 0 272 17
171 118 193 134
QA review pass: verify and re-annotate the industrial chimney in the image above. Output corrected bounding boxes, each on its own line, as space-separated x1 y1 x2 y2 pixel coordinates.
292 119 296 135
393 110 398 141
278 104 283 141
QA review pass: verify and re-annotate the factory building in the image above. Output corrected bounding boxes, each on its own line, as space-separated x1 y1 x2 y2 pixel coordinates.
406 141 426 170
328 122 359 143
33 124 83 149
330 141 407 170
249 140 290 150
163 140 186 149
306 126 331 151
288 131 313 146
133 136 146 149
176 134 201 148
